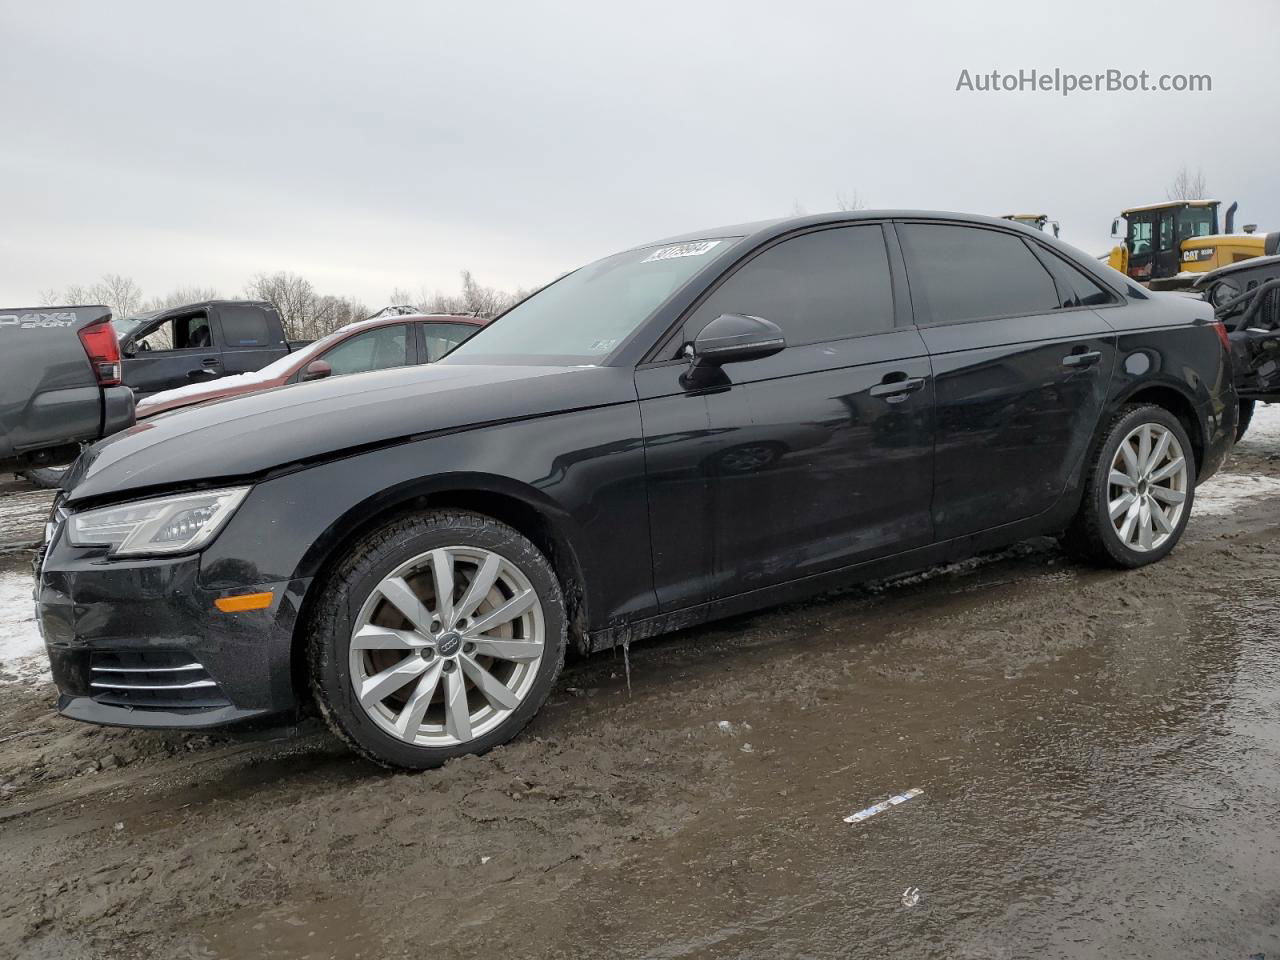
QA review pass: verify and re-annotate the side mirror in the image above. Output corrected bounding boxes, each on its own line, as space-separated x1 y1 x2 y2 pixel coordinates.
690 314 785 368
1051 221 1061 238
301 359 332 382
1110 218 1122 239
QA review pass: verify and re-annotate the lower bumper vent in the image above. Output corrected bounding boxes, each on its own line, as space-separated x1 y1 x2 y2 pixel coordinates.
90 650 231 710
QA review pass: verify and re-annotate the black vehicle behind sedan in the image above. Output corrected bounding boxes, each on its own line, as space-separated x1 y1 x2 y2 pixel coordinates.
37 212 1237 769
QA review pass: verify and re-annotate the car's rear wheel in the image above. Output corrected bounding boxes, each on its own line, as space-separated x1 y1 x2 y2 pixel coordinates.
1064 404 1196 568
309 510 566 769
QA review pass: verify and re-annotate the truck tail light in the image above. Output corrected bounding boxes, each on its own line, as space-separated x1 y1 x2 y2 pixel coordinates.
78 319 122 386
1210 320 1231 354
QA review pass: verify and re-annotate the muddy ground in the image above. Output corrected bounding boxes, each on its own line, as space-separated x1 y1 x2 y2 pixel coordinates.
2 416 1279 960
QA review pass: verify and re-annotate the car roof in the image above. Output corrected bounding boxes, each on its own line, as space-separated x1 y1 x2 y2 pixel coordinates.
638 209 1064 250
1120 199 1220 215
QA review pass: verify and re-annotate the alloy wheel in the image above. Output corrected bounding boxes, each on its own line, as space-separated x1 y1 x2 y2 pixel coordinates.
1106 422 1188 552
348 546 545 746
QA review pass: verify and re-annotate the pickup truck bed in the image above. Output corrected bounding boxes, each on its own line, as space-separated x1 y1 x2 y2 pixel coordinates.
0 305 135 473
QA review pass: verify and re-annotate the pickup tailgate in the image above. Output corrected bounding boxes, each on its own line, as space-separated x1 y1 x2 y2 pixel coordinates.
0 305 134 469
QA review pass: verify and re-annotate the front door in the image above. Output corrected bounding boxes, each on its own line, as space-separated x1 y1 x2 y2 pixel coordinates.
1152 207 1179 280
120 309 222 398
896 221 1117 541
1125 210 1157 283
637 224 935 611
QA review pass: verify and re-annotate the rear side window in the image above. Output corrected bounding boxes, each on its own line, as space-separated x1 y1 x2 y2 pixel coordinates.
682 225 894 350
218 305 272 347
320 325 410 376
898 223 1060 324
1028 245 1116 308
421 322 475 362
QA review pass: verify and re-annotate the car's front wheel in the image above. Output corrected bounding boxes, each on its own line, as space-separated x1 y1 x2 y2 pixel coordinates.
309 510 566 769
1064 404 1196 568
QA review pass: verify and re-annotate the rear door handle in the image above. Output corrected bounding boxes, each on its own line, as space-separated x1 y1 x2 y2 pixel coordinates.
869 376 926 401
201 357 221 367
1062 350 1102 368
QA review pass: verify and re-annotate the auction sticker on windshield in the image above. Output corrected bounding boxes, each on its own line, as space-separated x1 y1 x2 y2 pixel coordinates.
642 240 722 262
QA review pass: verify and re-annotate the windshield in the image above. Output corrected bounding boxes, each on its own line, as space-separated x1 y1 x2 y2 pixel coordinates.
1178 205 1217 242
110 315 152 340
444 238 739 364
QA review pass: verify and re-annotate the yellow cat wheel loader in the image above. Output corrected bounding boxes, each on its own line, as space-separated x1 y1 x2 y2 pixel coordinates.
1106 200 1278 290
1001 213 1060 237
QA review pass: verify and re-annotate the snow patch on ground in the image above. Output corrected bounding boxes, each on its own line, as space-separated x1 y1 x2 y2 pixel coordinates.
0 569 48 683
1240 401 1280 449
1194 472 1280 517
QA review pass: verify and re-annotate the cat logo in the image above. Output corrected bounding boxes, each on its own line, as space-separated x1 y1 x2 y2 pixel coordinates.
0 311 78 329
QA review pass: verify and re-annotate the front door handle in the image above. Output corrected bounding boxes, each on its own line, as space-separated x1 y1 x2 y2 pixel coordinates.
1062 350 1102 368
869 376 926 401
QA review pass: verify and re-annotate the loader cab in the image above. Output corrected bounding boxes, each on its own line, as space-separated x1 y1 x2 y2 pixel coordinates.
1001 213 1060 237
1111 201 1219 283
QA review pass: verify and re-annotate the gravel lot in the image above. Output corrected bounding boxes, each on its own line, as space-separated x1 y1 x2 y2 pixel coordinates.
2 406 1279 959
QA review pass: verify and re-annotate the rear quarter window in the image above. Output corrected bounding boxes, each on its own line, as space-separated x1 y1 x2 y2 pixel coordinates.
218 306 273 347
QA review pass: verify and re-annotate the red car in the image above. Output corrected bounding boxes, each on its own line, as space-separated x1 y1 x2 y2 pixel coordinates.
136 314 487 420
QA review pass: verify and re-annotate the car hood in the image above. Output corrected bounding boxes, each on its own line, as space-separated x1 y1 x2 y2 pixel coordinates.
65 362 635 503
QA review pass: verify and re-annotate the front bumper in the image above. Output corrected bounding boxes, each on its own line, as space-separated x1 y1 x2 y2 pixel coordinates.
37 527 310 730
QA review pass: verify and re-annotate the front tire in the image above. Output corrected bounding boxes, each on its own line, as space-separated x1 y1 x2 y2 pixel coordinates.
1236 399 1255 442
1064 404 1196 568
20 466 69 489
308 510 566 770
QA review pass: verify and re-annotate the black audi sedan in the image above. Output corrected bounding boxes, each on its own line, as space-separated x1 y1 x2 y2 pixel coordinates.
37 212 1237 769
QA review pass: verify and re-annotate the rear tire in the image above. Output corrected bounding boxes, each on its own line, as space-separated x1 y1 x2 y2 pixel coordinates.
308 510 566 770
1236 399 1255 442
20 466 68 490
1063 404 1196 568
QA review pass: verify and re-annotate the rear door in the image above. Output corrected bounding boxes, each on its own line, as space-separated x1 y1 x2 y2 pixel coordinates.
213 304 288 376
896 221 1118 541
120 309 222 397
637 223 935 609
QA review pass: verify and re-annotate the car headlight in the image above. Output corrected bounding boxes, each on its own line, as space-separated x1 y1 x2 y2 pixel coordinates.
1210 279 1241 308
66 487 250 556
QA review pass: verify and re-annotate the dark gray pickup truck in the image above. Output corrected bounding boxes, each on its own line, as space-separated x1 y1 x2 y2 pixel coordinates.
0 305 135 476
113 299 306 398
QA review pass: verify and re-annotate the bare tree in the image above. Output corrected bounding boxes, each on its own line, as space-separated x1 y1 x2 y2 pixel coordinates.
142 286 221 312
396 271 531 319
836 190 867 211
244 271 368 340
43 274 144 319
1166 165 1208 202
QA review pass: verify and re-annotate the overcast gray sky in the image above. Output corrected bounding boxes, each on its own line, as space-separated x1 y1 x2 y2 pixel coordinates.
3 0 1277 309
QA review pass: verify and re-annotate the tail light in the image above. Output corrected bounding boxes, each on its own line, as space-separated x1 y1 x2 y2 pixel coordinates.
1211 320 1231 353
78 319 121 386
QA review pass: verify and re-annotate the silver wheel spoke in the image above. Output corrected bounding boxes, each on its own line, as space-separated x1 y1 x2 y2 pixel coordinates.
454 553 501 624
1109 492 1137 521
466 589 536 636
469 636 545 662
1137 425 1152 471
360 656 428 707
394 661 443 738
1109 470 1136 489
351 625 427 651
1150 501 1175 535
1118 440 1140 478
378 577 436 635
1145 430 1172 473
1150 457 1185 484
461 655 520 709
1137 500 1153 550
1119 499 1141 543
444 667 472 741
1150 486 1185 504
430 549 455 626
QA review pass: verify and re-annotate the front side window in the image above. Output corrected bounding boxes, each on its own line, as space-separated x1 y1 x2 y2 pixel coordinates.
897 223 1060 324
444 238 740 363
1128 214 1155 255
422 322 476 362
131 312 213 352
319 324 409 376
679 225 894 351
